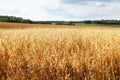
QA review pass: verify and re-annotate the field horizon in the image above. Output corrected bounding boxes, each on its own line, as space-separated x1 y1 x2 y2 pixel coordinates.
0 22 120 29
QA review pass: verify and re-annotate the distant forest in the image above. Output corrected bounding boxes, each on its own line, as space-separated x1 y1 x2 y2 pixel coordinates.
0 15 120 25
0 15 32 23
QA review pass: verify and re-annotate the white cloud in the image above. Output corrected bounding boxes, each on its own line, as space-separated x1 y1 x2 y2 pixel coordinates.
0 0 120 20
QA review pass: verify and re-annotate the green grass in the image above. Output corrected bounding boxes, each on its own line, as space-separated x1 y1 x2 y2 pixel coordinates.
74 23 120 27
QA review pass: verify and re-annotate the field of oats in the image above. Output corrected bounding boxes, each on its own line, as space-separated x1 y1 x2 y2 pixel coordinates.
0 22 120 80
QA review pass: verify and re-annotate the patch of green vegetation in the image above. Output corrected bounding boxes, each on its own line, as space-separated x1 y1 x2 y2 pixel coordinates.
74 23 120 27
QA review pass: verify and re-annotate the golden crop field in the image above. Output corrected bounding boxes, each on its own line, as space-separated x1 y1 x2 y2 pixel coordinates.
0 22 120 80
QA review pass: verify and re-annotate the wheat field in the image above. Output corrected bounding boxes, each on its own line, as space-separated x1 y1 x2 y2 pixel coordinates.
0 23 120 80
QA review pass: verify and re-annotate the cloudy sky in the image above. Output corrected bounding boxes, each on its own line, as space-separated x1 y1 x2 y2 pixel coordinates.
0 0 120 21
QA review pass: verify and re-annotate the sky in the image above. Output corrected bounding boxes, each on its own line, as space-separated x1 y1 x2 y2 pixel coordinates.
0 0 120 21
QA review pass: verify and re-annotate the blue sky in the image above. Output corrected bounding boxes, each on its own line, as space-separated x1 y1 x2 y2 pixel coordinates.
0 0 120 21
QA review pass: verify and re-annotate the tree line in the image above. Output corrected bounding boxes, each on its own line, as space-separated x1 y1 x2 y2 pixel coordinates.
0 15 120 25
83 20 120 25
0 15 32 23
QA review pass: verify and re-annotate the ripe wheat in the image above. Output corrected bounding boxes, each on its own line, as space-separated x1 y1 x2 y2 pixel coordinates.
0 23 120 80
